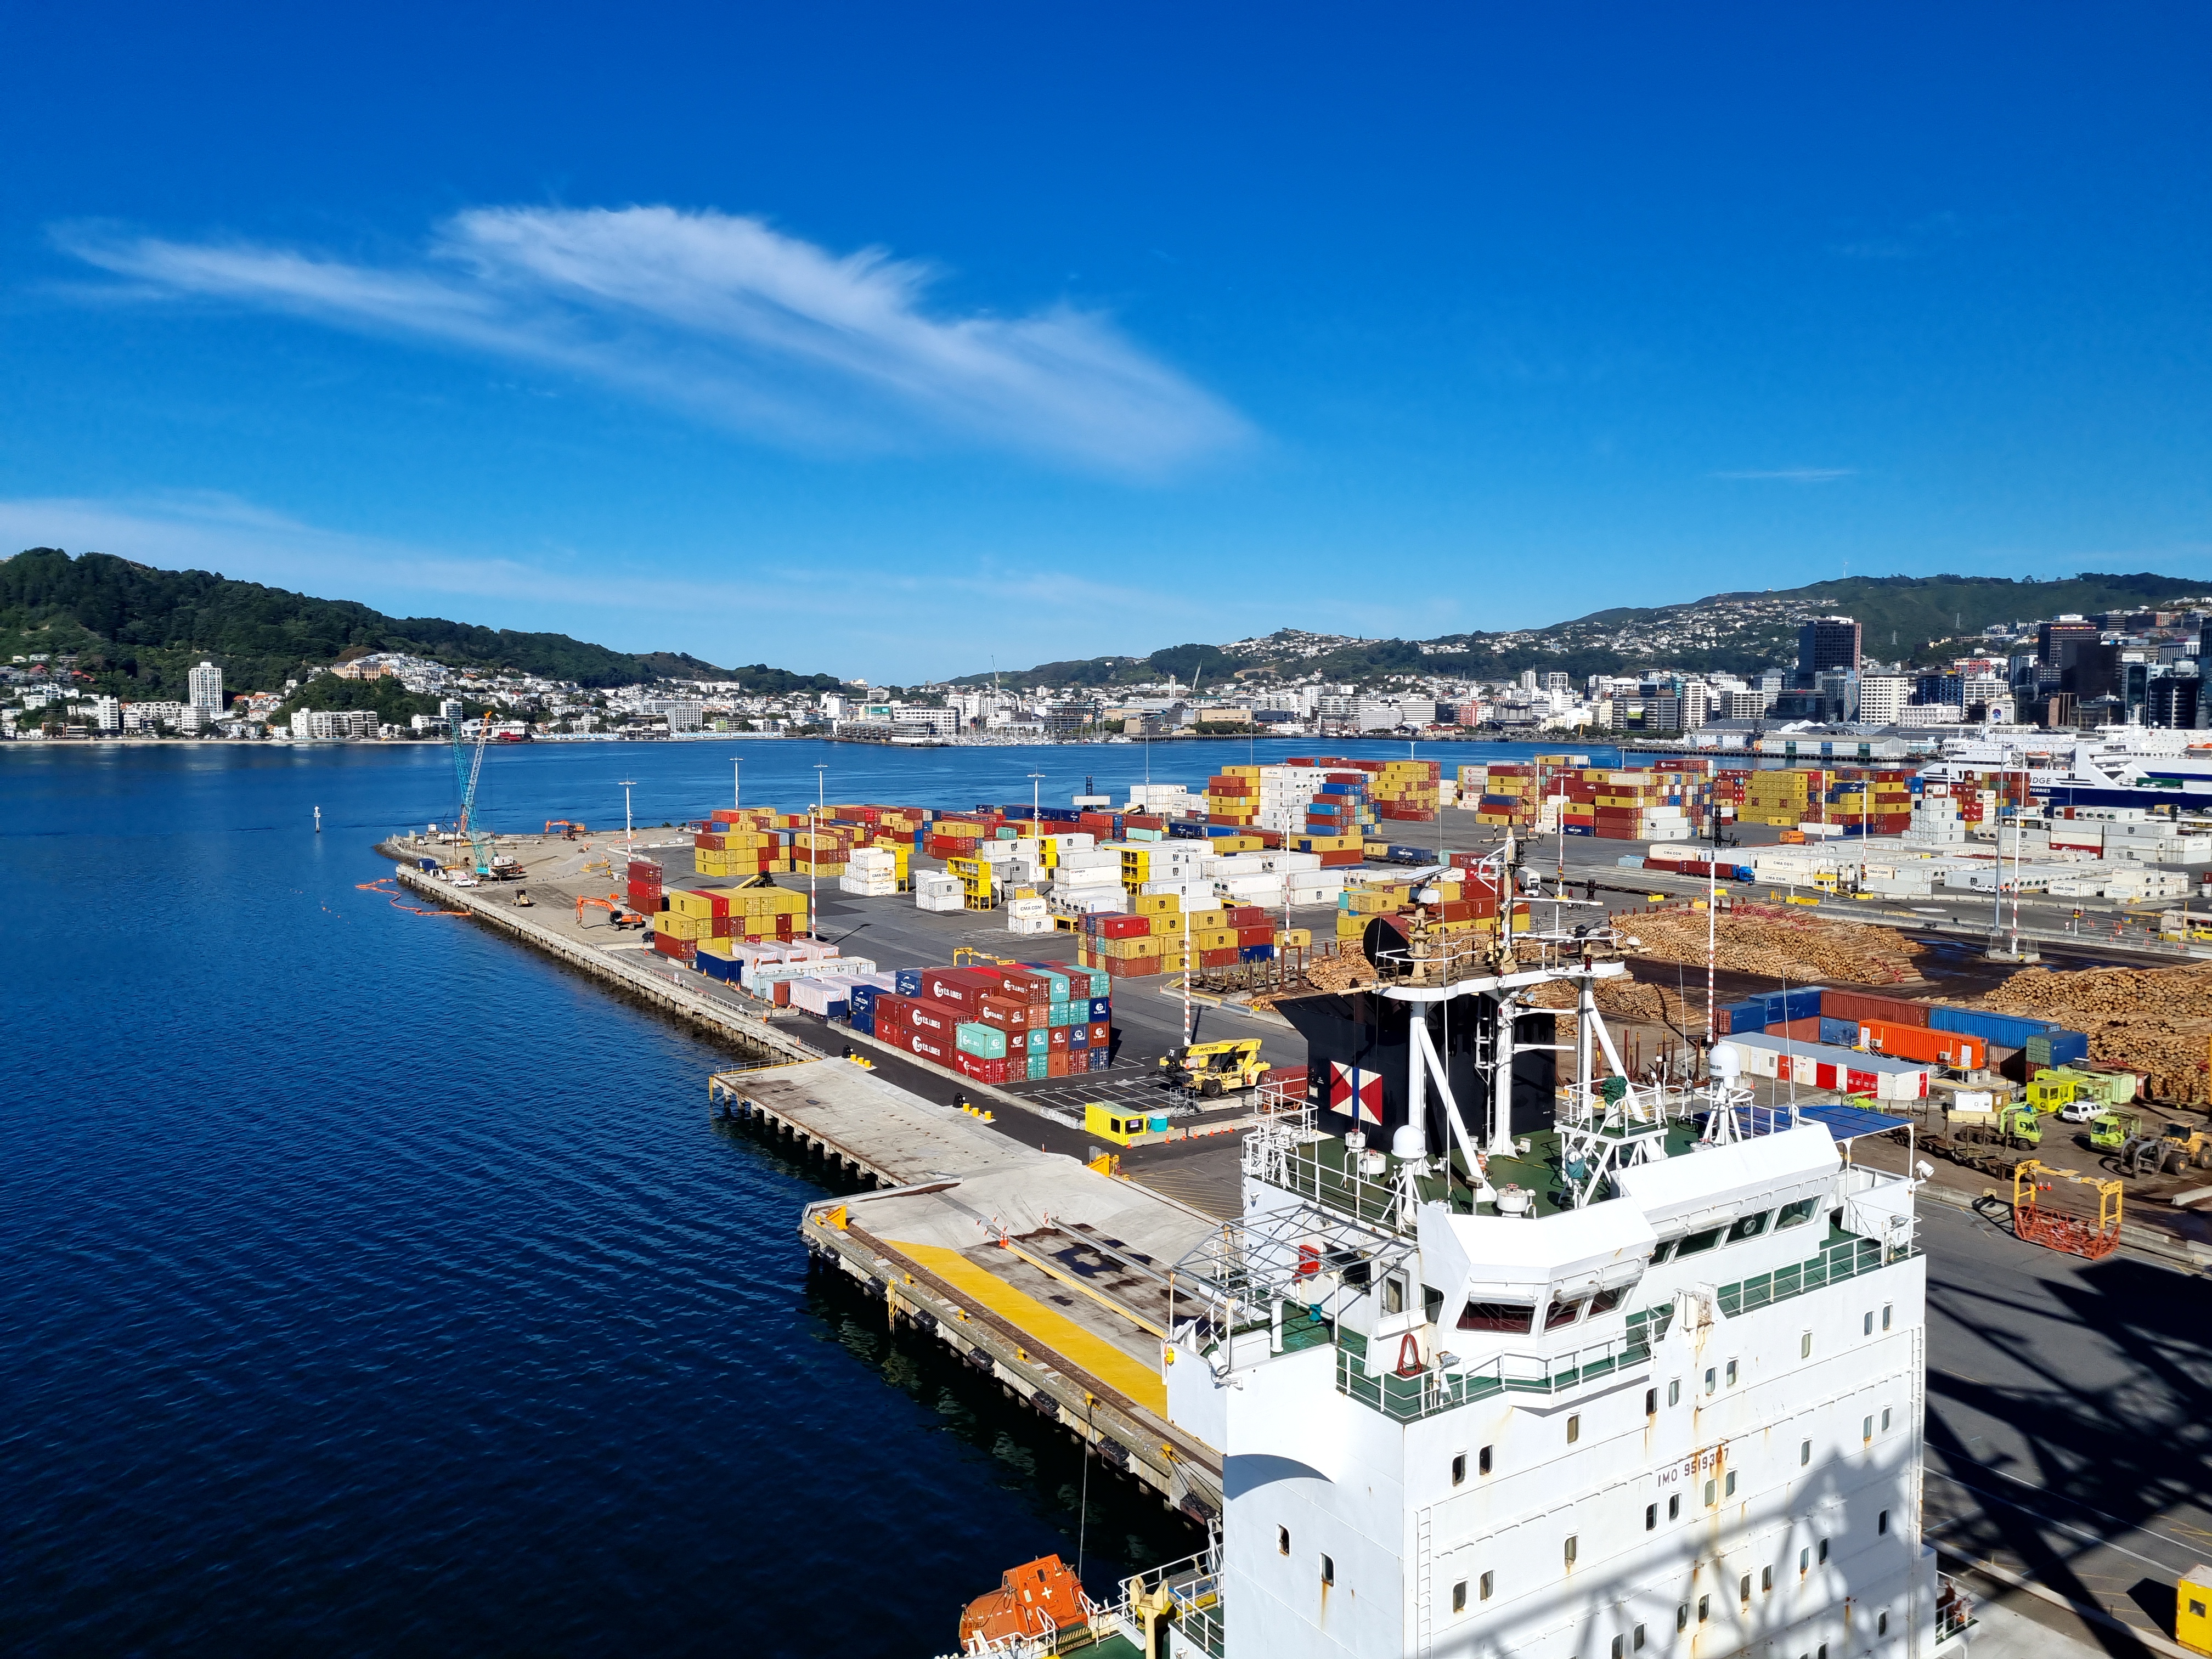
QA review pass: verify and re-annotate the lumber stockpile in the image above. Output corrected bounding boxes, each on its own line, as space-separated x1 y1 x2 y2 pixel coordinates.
1525 973 1699 1034
1630 902 1927 986
1974 964 2212 1105
1251 946 1378 1014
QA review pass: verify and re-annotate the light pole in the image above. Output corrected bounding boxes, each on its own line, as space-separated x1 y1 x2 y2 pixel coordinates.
733 757 741 811
618 780 636 855
1029 768 1046 826
811 761 828 941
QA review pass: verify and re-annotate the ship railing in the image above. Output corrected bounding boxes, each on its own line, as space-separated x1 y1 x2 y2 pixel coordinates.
1935 1573 1974 1645
1335 1328 1656 1421
1714 1232 1918 1319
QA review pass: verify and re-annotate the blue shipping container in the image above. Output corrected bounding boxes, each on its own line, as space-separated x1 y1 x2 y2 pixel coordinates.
1089 996 1112 1022
848 984 878 1015
1819 1016 1860 1048
849 1012 873 1037
894 968 925 997
1088 1048 1110 1071
2033 1029 2091 1066
1929 1006 2053 1049
1722 1000 1768 1034
1239 944 1276 962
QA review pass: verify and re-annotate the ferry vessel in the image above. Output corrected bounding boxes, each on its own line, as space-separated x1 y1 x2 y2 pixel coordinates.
950 842 1966 1659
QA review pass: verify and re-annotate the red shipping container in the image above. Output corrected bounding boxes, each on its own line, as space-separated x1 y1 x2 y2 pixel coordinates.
1092 915 1152 940
1104 957 1161 979
1223 906 1268 928
1087 1022 1111 1046
1235 926 1274 946
652 932 693 960
1765 1017 1822 1041
1821 989 1929 1028
1046 1025 1070 1052
977 995 1032 1032
628 859 663 885
991 969 1053 1005
1200 947 1238 968
907 1030 951 1065
914 968 1001 1011
903 1000 960 1036
1047 1051 1071 1078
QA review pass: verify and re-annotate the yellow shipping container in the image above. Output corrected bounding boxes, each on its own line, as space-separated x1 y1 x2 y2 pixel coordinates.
1134 893 1181 916
1148 915 1183 936
1277 927 1312 949
1197 928 1237 950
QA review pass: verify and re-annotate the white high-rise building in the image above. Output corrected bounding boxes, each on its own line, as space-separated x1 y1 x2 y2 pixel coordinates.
188 660 224 711
1858 675 1912 725
93 696 122 731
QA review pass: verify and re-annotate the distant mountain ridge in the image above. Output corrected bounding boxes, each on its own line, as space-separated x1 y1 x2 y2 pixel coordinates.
961 572 2212 689
0 548 840 701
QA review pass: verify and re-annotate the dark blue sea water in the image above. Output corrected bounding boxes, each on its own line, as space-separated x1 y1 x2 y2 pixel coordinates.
1 736 1575 1655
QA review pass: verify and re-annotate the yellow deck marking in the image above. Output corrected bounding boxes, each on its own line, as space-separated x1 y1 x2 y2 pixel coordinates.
901 1243 1167 1413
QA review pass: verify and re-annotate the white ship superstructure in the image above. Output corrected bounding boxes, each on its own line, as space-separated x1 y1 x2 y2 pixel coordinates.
1141 882 1961 1659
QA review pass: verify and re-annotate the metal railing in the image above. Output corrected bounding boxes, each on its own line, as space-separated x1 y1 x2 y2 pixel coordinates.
1335 1328 1654 1421
1714 1233 1914 1318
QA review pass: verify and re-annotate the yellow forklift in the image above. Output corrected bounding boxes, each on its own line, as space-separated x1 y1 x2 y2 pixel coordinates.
1157 1039 1272 1098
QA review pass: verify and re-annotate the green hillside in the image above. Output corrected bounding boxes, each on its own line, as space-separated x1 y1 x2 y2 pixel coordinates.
965 572 2212 689
0 548 837 702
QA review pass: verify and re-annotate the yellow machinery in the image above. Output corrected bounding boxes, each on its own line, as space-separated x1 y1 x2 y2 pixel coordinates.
2177 1563 2210 1657
1084 1102 1170 1147
1158 1038 1271 1098
2009 1159 2123 1260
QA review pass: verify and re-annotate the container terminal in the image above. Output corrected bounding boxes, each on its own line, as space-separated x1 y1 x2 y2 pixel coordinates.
378 737 2212 1658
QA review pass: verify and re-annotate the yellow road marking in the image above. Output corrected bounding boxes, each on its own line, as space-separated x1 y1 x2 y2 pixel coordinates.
901 1243 1167 1413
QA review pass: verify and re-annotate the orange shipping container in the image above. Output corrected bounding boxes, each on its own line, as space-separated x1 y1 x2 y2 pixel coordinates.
1860 1019 1984 1071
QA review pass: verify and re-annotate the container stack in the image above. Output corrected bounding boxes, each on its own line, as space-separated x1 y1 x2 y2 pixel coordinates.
1007 896 1053 935
1051 838 1125 912
627 858 664 915
1334 868 1530 947
1371 759 1442 823
839 846 899 896
1205 766 1260 827
790 826 851 881
868 962 1113 1081
694 809 789 878
914 871 963 912
1120 840 1207 900
1077 892 1189 980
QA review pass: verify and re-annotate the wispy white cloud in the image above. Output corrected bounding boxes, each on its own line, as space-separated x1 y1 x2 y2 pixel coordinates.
52 206 1250 476
1711 467 1857 484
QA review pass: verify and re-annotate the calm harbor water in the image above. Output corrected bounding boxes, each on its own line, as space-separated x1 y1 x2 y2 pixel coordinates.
1 736 1577 1654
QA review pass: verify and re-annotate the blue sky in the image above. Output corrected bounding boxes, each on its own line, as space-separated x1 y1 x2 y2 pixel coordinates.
3 4 2207 682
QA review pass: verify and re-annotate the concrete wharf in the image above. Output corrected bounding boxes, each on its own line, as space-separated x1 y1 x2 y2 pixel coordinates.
713 1057 1228 1521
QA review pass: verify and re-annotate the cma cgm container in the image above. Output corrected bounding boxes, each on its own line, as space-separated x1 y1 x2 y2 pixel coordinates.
1928 1006 2054 1051
1716 1033 1929 1101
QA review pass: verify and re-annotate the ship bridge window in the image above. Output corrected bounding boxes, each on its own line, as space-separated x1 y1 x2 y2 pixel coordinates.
1777 1197 1820 1229
1727 1211 1770 1243
1649 1240 1676 1264
1460 1300 1536 1333
1384 1275 1407 1314
1589 1286 1626 1315
1675 1226 1723 1257
1545 1296 1588 1330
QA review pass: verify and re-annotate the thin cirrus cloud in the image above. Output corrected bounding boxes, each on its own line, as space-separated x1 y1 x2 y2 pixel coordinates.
53 205 1251 476
1710 467 1857 484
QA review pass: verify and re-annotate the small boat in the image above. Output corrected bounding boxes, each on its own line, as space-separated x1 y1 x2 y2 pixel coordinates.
957 1555 1095 1651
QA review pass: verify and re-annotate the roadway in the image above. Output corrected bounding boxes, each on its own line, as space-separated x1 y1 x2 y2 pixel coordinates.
1917 1200 2212 1656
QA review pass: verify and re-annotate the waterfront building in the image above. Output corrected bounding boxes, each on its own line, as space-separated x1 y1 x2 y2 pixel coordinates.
188 659 224 710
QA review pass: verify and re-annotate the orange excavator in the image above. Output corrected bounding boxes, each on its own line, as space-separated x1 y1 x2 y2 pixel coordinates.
959 1556 1094 1650
576 894 647 929
545 820 589 839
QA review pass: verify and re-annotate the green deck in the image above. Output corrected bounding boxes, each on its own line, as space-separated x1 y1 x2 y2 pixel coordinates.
1283 1122 1706 1221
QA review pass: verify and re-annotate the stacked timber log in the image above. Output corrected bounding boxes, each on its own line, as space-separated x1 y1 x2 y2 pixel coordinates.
1630 902 1927 987
1973 963 2212 1106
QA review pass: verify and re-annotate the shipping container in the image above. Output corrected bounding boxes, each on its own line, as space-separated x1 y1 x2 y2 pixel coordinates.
1820 989 1930 1029
1858 1020 1986 1071
1927 1006 2053 1050
2024 1030 2090 1068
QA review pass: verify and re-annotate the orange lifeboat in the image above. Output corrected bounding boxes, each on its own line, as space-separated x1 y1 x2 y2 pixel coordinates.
958 1554 1093 1647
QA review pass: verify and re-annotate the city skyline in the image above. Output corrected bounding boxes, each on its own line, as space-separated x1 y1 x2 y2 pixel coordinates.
3 3 2207 681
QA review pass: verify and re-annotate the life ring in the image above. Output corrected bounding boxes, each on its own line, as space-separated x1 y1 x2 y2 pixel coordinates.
1395 1332 1424 1378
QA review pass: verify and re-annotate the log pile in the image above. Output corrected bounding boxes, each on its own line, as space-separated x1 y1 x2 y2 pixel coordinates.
1628 902 1927 986
1524 973 1700 1035
1249 945 1378 1014
1972 964 2212 1105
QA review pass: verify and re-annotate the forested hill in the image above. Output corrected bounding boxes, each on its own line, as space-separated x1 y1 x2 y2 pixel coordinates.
0 548 836 698
960 571 2212 689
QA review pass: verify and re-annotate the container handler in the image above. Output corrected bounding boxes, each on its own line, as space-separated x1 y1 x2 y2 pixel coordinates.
1158 1039 1272 1098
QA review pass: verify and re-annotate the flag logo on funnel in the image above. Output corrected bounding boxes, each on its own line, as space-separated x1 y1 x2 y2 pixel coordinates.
1328 1060 1384 1124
